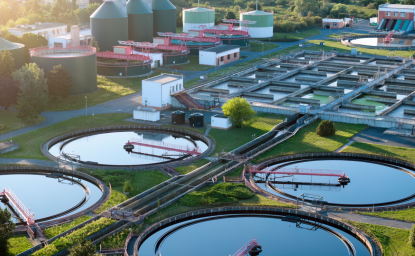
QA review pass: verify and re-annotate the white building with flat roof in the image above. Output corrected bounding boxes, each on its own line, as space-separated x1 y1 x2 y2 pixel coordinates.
142 73 184 110
8 22 67 38
48 28 91 47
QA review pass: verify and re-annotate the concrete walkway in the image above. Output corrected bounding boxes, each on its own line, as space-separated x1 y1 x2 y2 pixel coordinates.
324 211 414 230
0 158 58 167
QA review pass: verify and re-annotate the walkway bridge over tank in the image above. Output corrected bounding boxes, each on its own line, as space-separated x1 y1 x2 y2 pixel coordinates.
0 188 35 226
125 138 202 155
248 165 349 178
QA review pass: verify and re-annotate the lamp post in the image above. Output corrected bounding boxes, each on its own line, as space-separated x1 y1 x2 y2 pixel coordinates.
85 96 87 116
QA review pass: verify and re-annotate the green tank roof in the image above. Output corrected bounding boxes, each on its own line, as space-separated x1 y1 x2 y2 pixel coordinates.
0 37 21 51
152 0 176 11
241 10 273 15
90 1 127 19
127 0 152 14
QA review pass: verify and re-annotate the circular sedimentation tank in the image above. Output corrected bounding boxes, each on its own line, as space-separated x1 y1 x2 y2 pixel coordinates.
253 155 415 209
342 34 415 49
0 37 25 69
46 127 212 168
152 0 176 36
182 7 215 32
240 10 273 38
91 1 128 52
0 167 105 226
163 53 188 65
138 215 371 256
127 0 153 42
30 46 97 95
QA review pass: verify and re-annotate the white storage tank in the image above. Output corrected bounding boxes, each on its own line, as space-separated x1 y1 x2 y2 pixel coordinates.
240 10 273 38
183 7 215 32
134 107 160 121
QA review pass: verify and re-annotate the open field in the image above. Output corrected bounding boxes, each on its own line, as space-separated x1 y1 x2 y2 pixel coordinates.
247 42 280 52
46 71 162 112
342 142 415 164
0 110 45 135
348 221 415 255
209 113 285 155
255 121 366 163
7 235 33 256
0 113 134 160
259 28 321 42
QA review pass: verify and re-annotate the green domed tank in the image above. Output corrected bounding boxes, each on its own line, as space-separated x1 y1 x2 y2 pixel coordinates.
182 7 215 32
152 0 176 36
0 37 25 69
127 0 153 42
91 1 128 52
240 10 274 38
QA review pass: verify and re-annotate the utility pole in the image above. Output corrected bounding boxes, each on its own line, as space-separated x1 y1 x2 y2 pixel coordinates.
85 96 87 116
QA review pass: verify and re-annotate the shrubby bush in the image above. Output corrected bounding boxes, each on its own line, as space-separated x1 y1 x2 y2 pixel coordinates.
316 120 336 137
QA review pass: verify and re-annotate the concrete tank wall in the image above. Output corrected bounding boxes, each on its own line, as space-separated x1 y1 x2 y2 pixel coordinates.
97 63 151 77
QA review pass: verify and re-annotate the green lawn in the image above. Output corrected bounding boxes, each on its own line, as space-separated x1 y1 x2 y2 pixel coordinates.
0 113 134 160
33 218 115 256
170 56 213 71
7 235 32 256
326 32 364 38
46 72 162 111
248 42 280 52
258 28 321 42
175 159 210 175
0 110 45 135
43 215 92 239
359 208 415 223
209 113 286 155
342 142 415 164
81 169 169 213
255 121 366 163
348 221 415 256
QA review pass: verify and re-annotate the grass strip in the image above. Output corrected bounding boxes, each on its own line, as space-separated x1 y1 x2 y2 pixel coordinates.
44 215 92 239
342 142 415 164
247 42 280 52
32 218 116 256
175 159 210 175
7 235 33 256
347 221 415 255
255 121 366 163
0 110 45 135
209 113 285 155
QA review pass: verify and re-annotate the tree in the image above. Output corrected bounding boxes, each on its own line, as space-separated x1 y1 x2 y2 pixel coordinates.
248 1 261 9
316 120 336 137
0 48 15 78
13 63 49 122
295 0 319 16
0 77 20 110
224 11 236 20
222 97 256 128
5 33 48 63
330 4 348 18
405 0 415 5
57 9 80 30
50 0 68 21
123 180 132 194
89 37 100 52
68 240 95 256
410 225 415 248
47 65 73 99
0 208 15 255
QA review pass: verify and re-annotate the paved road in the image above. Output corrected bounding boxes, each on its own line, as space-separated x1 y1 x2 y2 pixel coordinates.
325 211 414 230
351 127 415 149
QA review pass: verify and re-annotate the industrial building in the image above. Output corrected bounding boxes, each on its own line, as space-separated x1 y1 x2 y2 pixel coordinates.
182 7 215 32
142 74 184 110
322 18 345 29
90 0 128 52
211 114 232 129
127 0 153 42
48 26 91 48
199 45 240 66
0 37 25 70
378 4 415 32
240 10 273 38
30 45 97 95
152 0 176 36
8 22 67 38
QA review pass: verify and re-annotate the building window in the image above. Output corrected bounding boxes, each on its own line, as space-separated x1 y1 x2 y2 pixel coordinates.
399 40 404 44
393 12 398 16
176 84 178 91
227 54 230 60
401 12 405 17
386 11 390 16
221 56 223 61
333 22 338 27
234 53 237 58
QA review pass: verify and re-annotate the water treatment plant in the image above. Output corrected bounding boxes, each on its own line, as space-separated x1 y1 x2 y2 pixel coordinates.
6 0 415 255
